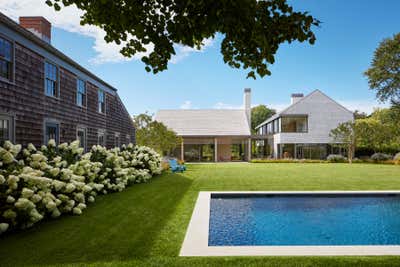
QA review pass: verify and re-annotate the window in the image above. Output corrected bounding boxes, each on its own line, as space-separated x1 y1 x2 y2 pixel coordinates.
98 90 105 113
97 130 106 146
44 121 59 145
273 119 279 133
0 114 14 144
77 127 86 151
76 79 86 107
45 62 59 97
125 134 130 145
115 133 120 148
281 116 308 133
0 36 13 81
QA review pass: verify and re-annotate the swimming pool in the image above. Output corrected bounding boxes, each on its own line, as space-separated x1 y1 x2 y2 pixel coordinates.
180 191 400 256
209 193 400 246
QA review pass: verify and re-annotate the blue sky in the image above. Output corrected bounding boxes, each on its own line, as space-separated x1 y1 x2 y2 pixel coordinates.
2 0 400 115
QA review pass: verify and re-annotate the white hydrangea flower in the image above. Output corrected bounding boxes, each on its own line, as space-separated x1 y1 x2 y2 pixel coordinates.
0 223 9 234
6 195 15 203
48 139 56 147
2 151 15 164
30 194 42 203
72 207 82 215
49 167 60 177
21 188 35 198
15 198 35 210
65 183 76 193
51 208 61 218
3 209 17 219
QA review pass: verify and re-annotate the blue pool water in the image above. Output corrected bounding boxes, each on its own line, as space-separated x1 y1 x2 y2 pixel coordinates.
209 193 400 246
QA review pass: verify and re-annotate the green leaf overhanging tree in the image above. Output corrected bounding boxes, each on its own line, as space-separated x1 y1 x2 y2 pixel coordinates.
364 33 400 104
46 0 320 79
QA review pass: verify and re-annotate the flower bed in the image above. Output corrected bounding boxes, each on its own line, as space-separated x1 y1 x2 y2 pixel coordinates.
0 140 162 234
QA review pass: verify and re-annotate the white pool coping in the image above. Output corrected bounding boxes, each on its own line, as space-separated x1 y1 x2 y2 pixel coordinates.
180 191 400 256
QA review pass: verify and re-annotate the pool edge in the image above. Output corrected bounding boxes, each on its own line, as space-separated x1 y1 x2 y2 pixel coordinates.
179 191 400 257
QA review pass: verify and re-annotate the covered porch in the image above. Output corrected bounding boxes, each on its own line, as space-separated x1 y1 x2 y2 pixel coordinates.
172 135 273 162
174 136 252 162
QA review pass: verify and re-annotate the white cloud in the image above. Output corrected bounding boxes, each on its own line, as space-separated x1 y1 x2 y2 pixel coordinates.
0 0 211 64
171 37 214 64
180 100 193 109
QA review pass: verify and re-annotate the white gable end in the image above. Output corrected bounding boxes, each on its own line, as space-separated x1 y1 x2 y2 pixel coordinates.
278 90 354 144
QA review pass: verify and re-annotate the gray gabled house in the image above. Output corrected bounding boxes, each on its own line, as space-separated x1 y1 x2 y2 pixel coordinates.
156 89 354 162
255 90 354 159
156 89 252 162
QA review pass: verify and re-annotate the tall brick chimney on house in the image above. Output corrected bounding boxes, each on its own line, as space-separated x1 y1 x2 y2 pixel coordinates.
19 16 51 43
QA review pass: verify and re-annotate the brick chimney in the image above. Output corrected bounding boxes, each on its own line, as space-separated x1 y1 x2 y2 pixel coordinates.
291 93 304 104
19 16 51 43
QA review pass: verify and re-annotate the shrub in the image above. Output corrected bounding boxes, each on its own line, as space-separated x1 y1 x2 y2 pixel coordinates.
326 154 346 163
394 152 400 165
251 159 325 163
371 153 392 162
0 140 162 234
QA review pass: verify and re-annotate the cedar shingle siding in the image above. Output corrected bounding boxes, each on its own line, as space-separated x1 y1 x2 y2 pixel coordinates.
0 15 135 148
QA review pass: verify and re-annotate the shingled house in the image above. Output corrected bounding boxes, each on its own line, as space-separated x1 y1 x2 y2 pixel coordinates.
0 13 135 150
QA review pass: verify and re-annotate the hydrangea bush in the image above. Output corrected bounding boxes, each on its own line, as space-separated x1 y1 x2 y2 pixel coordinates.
371 153 393 162
0 140 162 234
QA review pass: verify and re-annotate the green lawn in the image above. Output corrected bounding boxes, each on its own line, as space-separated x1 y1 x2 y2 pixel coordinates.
1 163 400 267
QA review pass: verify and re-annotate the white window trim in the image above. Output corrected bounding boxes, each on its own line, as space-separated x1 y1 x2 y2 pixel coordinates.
76 78 88 108
43 118 60 145
98 89 106 115
0 113 15 143
114 132 120 148
76 126 87 151
97 129 106 146
44 60 60 99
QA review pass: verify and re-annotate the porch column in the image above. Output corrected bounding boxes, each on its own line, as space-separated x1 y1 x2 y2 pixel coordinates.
248 138 252 161
214 137 218 162
180 139 184 161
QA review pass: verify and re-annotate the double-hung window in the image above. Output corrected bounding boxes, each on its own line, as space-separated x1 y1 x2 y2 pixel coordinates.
115 133 120 148
76 79 86 107
44 121 59 145
0 36 13 81
97 130 106 146
0 114 14 144
98 90 105 113
77 127 87 151
45 61 59 97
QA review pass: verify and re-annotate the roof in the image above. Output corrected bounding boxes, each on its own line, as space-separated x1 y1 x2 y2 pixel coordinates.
0 12 117 92
155 109 251 136
255 89 354 129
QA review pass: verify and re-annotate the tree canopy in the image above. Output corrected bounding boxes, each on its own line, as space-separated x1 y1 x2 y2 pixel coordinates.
251 105 276 134
364 33 400 105
46 0 319 79
133 113 181 155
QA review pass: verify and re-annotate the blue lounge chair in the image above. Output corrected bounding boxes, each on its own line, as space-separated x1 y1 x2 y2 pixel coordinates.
169 159 186 173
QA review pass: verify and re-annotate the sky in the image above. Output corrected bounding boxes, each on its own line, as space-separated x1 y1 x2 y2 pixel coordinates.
1 0 399 115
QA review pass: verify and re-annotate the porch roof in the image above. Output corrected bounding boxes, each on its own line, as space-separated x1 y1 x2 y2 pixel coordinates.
155 109 251 136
